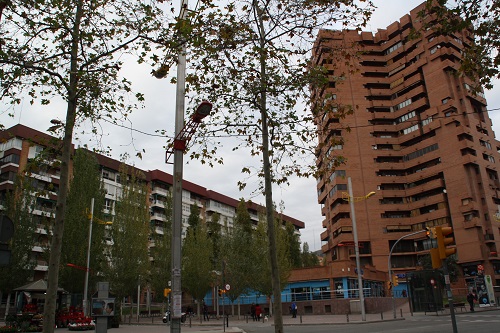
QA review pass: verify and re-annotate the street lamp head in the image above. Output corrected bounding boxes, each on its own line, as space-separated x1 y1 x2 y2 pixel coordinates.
366 191 376 199
191 100 213 123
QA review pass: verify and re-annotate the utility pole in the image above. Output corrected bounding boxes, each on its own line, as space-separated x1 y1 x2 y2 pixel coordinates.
170 1 188 332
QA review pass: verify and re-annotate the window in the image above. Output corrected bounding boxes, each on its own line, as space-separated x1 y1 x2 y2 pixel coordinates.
480 140 492 149
483 153 495 163
385 41 403 55
393 99 412 111
104 199 113 211
396 111 415 124
430 45 441 54
402 124 419 135
0 154 20 166
329 184 347 197
422 117 432 126
442 98 449 104
403 144 438 161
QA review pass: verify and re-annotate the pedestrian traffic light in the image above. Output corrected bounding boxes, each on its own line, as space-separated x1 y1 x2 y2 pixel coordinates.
164 288 171 297
426 226 437 238
429 248 442 269
435 226 456 259
392 275 399 287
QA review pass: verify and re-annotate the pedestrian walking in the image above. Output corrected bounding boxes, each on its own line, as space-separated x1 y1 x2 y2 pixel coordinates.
203 302 209 321
250 303 256 321
255 304 262 321
467 289 477 312
291 302 297 318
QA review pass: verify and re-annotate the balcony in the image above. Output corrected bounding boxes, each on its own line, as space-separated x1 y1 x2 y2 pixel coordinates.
155 226 164 235
151 187 170 196
32 245 44 253
151 213 166 222
35 262 48 271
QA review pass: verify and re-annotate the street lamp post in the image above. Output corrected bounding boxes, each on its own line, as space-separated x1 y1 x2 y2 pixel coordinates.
346 177 375 322
83 198 94 317
388 230 426 319
83 198 113 317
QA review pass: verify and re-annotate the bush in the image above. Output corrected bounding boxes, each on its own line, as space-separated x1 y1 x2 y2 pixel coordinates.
0 326 17 333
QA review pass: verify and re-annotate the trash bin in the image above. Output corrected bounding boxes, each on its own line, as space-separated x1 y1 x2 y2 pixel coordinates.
349 300 361 314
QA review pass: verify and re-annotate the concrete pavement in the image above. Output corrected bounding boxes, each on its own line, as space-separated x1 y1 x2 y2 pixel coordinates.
115 301 500 333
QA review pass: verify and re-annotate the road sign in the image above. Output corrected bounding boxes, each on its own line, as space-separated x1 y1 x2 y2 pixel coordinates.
225 284 230 291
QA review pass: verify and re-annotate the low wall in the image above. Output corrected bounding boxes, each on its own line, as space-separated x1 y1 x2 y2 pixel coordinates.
223 298 408 316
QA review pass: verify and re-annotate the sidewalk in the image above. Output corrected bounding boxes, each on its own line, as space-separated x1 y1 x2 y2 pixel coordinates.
119 301 500 333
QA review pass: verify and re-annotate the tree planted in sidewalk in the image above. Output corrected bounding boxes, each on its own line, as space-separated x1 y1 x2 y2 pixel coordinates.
164 2 374 331
0 2 174 331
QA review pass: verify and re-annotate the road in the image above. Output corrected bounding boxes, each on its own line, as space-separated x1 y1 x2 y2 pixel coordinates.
241 310 500 333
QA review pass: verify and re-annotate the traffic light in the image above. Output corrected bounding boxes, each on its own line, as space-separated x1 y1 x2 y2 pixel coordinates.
426 226 437 238
429 248 442 269
386 280 392 290
164 288 171 297
435 226 456 259
218 289 225 297
392 275 399 287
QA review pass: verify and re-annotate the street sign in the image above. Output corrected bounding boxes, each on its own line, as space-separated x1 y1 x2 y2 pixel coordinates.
225 284 231 291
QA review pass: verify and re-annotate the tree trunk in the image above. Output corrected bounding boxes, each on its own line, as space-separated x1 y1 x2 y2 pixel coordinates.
254 2 283 332
42 2 83 332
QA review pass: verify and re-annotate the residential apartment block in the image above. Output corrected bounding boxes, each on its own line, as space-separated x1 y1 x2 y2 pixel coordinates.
0 124 305 281
312 2 500 293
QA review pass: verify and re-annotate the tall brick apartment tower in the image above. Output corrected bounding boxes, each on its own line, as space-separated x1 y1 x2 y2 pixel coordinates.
313 2 500 293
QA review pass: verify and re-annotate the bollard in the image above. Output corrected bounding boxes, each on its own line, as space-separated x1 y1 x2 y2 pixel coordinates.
152 315 154 324
400 308 403 318
300 315 302 324
381 312 383 320
346 314 349 323
246 315 248 323
226 315 229 327
189 315 192 327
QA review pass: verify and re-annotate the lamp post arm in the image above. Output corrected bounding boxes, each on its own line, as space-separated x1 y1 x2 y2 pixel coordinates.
388 229 426 319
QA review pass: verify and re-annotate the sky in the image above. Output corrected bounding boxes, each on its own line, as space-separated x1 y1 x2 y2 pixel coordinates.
2 0 500 251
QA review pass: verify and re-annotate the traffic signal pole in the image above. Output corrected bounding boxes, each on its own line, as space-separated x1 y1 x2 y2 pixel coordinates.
442 259 458 333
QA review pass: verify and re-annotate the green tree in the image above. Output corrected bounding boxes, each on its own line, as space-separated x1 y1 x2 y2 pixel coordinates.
234 199 253 234
207 212 222 268
0 176 37 319
252 214 292 315
0 2 173 330
59 149 106 296
418 254 460 283
284 222 302 268
182 224 213 319
187 204 201 231
171 2 374 331
422 0 500 90
301 242 319 267
105 165 151 307
222 199 256 315
149 191 172 303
